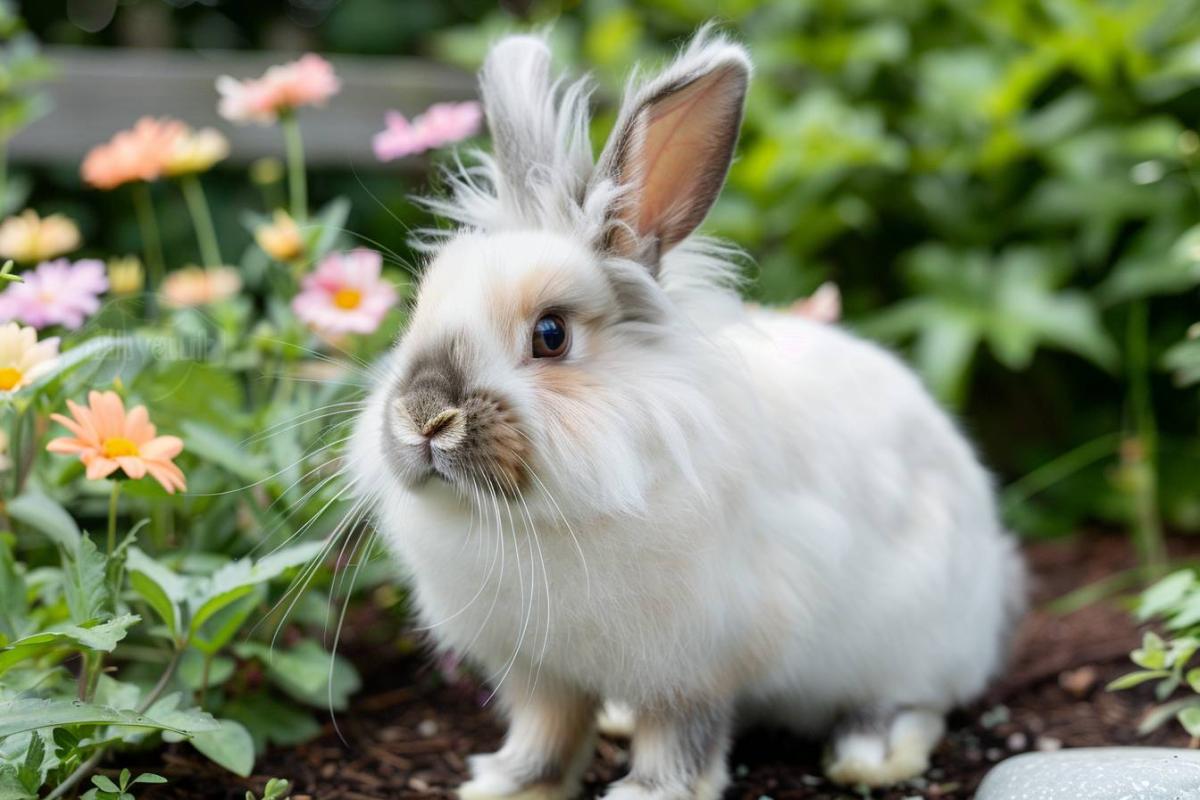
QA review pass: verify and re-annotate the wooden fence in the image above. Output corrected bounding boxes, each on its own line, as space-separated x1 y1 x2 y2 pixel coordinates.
9 46 477 169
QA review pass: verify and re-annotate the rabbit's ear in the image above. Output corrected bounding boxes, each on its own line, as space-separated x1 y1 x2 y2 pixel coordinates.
479 34 583 221
597 31 750 268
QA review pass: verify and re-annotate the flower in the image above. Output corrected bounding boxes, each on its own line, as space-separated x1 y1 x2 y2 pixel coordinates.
789 282 841 324
108 257 145 296
292 249 397 335
161 266 242 308
81 117 186 190
217 54 340 126
373 101 483 161
0 210 81 263
0 259 108 329
47 390 186 493
0 322 59 392
164 127 230 176
255 210 304 262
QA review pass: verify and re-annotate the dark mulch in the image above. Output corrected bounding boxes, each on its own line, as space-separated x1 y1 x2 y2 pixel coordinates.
138 534 1196 800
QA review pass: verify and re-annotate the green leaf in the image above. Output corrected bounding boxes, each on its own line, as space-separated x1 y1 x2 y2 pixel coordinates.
234 639 361 710
188 719 254 777
91 776 120 794
187 541 325 637
223 694 321 750
0 614 140 676
1139 570 1197 620
62 536 107 623
7 492 81 550
1179 706 1200 737
130 774 166 786
126 548 186 638
179 420 270 483
1106 669 1170 690
177 650 235 691
25 336 129 395
1132 631 1168 669
0 698 218 738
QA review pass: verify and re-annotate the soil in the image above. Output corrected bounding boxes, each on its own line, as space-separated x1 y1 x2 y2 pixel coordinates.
139 534 1197 800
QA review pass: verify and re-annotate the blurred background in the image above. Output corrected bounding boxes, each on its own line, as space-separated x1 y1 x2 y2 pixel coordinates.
8 0 1200 546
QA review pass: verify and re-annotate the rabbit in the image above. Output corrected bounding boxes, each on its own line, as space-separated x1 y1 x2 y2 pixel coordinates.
347 26 1025 800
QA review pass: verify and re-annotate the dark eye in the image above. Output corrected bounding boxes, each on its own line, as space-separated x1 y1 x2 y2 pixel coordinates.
532 314 569 359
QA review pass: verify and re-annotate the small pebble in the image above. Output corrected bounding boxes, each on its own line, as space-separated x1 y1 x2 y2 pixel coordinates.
409 777 430 792
1007 731 1028 751
1036 735 1063 752
417 719 439 737
735 764 749 778
320 763 336 779
800 774 822 786
1058 665 1098 697
986 747 1003 761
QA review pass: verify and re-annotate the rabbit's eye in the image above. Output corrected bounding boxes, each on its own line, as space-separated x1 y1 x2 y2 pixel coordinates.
532 314 569 359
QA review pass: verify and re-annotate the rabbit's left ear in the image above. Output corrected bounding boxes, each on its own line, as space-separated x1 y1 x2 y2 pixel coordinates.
596 32 750 269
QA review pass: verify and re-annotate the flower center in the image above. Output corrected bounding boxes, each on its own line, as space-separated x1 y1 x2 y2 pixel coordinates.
102 436 139 459
0 367 22 391
332 288 362 310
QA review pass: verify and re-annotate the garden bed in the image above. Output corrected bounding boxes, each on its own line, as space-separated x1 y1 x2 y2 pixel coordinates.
118 532 1195 800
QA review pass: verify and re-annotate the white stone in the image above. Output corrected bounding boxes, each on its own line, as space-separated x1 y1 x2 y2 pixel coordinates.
976 748 1200 800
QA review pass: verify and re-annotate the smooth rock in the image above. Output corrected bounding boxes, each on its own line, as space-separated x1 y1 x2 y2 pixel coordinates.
976 748 1200 800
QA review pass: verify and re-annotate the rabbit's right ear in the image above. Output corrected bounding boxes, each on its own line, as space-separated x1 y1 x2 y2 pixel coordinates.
595 32 750 270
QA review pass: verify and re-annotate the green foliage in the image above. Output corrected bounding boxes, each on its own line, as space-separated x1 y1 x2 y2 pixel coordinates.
1112 570 1200 735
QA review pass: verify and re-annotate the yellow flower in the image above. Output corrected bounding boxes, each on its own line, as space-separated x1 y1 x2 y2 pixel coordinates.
108 256 145 296
0 322 60 393
164 127 230 176
255 210 304 262
0 210 81 264
161 266 242 308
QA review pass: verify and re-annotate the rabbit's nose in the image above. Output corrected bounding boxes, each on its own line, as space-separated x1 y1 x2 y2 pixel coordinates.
410 403 466 449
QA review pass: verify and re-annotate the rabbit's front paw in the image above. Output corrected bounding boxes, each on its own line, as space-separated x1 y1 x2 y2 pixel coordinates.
825 708 944 788
458 754 576 800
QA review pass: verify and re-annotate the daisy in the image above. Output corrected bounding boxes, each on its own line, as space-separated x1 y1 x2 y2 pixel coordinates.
292 249 396 335
0 259 108 329
0 322 59 392
47 390 186 493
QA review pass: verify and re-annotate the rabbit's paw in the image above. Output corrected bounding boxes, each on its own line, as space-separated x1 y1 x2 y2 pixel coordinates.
825 708 944 788
457 754 580 800
596 701 635 739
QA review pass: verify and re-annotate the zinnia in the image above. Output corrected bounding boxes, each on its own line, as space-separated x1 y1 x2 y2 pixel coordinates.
108 257 145 296
255 210 304 262
0 322 59 392
81 117 186 190
47 390 186 493
161 266 242 308
0 210 81 263
217 54 340 126
373 101 483 161
0 259 108 330
292 249 396 335
164 127 230 176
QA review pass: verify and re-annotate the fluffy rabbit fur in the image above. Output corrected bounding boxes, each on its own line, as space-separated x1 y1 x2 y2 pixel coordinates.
349 27 1025 800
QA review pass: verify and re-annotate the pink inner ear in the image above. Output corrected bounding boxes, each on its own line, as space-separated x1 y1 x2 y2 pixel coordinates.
627 64 745 250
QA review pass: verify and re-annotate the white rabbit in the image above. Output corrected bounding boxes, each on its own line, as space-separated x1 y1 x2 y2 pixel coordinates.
348 26 1025 800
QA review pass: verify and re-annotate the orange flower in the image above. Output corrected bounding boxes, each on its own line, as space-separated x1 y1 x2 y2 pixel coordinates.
47 390 186 493
81 117 186 190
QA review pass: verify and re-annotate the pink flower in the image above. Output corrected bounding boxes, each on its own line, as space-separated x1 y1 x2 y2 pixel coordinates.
0 259 108 330
373 101 483 161
217 54 341 126
292 249 396 335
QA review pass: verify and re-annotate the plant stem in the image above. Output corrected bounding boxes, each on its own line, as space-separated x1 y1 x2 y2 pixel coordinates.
132 182 165 308
0 139 9 215
47 646 185 800
1127 299 1166 577
106 481 121 557
281 111 307 225
180 174 222 268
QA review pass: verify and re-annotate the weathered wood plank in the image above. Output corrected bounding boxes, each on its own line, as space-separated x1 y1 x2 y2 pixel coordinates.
9 46 477 168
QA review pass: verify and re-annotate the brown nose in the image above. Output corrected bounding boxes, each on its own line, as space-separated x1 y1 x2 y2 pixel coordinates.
419 407 461 439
